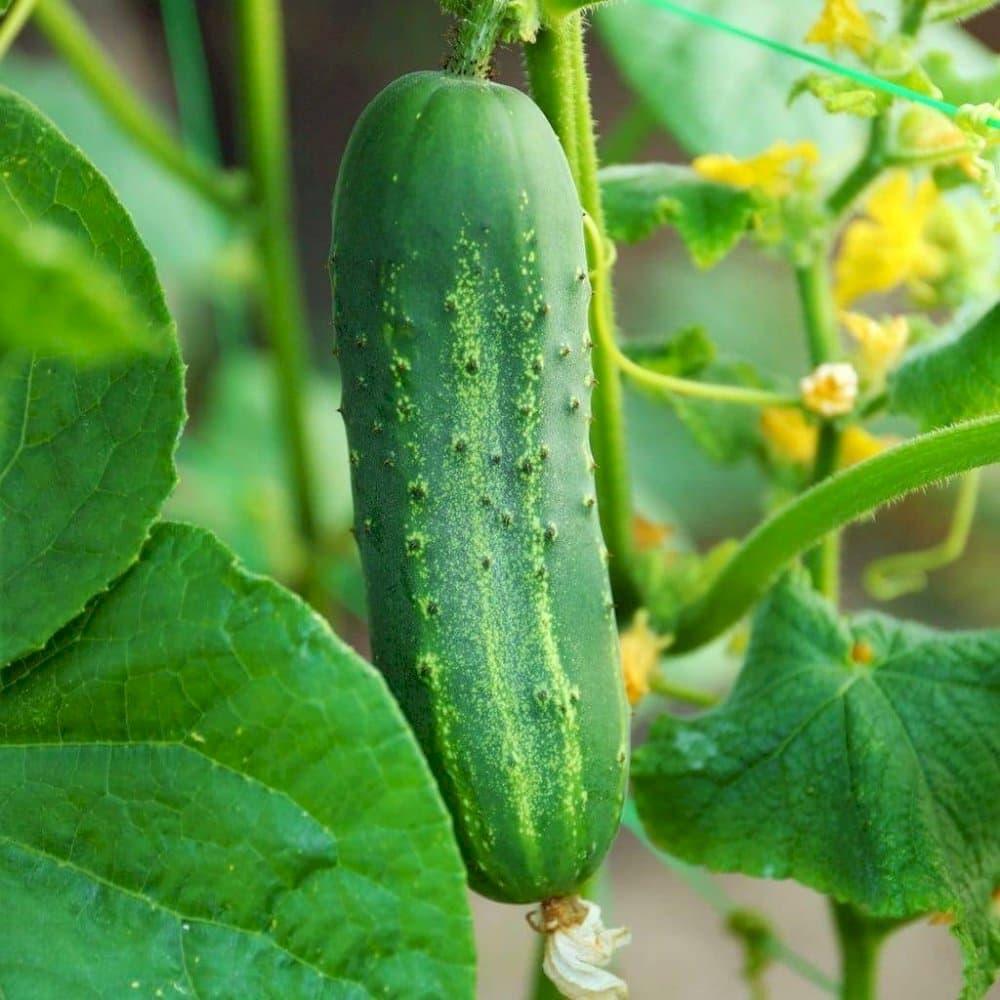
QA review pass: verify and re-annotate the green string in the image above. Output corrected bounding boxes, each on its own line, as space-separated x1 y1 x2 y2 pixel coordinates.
634 0 1000 129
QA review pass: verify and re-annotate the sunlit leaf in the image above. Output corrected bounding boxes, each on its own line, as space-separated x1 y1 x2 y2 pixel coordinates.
634 573 1000 998
890 301 1000 428
0 88 184 665
0 523 475 998
600 163 755 266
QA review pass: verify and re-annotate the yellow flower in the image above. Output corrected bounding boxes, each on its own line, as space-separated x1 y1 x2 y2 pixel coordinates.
801 362 859 417
761 407 818 464
839 426 897 467
840 312 910 374
805 0 875 57
693 141 820 198
620 611 670 707
834 172 947 307
632 514 672 552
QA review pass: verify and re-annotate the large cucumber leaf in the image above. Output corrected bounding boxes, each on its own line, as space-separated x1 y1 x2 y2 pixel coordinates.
889 301 1000 429
0 88 184 665
0 523 475 998
0 206 155 357
634 574 1000 998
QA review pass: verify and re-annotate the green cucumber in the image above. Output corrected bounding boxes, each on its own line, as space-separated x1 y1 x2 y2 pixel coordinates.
330 70 628 904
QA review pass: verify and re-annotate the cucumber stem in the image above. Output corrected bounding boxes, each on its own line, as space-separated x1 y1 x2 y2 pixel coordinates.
235 0 321 563
671 414 1000 652
0 0 38 61
526 14 640 617
31 0 247 214
449 0 508 78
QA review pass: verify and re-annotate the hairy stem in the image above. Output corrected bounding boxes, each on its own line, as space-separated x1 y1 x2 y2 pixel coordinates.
0 0 38 61
235 0 319 558
672 414 1000 652
32 0 246 213
449 0 507 77
526 14 640 615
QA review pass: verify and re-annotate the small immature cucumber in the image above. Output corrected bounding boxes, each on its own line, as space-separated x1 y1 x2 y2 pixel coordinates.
330 70 628 904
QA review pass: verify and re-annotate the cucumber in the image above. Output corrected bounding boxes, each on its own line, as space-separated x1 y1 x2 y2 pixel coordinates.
330 70 628 904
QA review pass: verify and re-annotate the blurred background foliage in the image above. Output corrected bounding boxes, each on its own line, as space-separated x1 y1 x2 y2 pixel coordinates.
4 3 997 994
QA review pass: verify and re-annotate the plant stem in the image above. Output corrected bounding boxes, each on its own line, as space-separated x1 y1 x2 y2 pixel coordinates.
160 0 249 353
648 671 720 708
623 800 839 995
826 116 888 217
526 14 640 616
160 0 221 162
32 0 246 214
0 0 38 61
795 256 841 366
235 0 319 555
616 346 799 408
449 0 507 77
806 422 843 602
795 252 843 601
865 468 981 600
671 414 1000 652
830 902 893 1000
900 0 930 36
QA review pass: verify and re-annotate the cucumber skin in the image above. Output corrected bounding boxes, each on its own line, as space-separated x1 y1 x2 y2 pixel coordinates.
330 71 628 904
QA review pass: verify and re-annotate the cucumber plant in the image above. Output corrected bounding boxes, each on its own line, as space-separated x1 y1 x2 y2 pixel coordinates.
0 0 998 998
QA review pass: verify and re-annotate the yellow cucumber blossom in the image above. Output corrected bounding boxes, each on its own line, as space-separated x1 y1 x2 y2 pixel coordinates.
840 312 909 375
801 362 859 417
761 407 818 465
632 514 672 552
693 141 819 198
834 171 946 307
805 0 875 58
840 425 897 466
620 611 670 707
761 408 893 467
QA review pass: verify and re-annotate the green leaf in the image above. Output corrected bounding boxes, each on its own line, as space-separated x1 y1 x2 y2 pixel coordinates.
165 350 352 585
0 2 12 15
0 56 238 311
600 163 755 266
0 522 475 998
634 573 1000 998
789 73 892 119
0 207 154 357
924 49 1000 106
624 325 716 376
890 301 1000 429
0 88 184 665
594 1 866 158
